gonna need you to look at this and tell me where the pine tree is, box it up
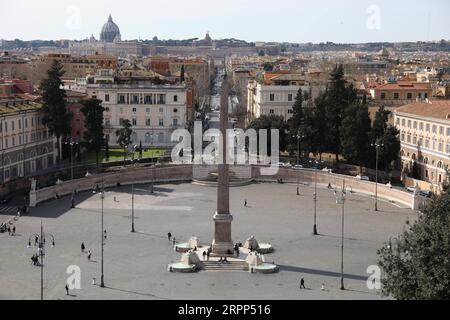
[288,88,305,155]
[116,119,133,165]
[340,101,371,168]
[40,60,71,163]
[180,65,185,83]
[377,188,450,300]
[81,98,105,170]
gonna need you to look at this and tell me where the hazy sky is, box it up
[1,0,449,43]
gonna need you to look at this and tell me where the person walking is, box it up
[81,242,85,252]
[7,225,11,236]
[87,250,92,261]
[167,232,172,241]
[17,207,21,217]
[12,225,16,236]
[202,251,207,261]
[65,284,69,296]
[244,199,247,207]
[206,250,210,262]
[300,278,306,289]
[104,230,107,240]
[35,235,39,246]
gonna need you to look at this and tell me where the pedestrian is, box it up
[35,235,39,246]
[81,242,85,252]
[321,283,325,291]
[12,225,16,235]
[167,232,172,241]
[202,251,207,261]
[327,183,332,189]
[7,225,11,236]
[17,207,21,217]
[104,230,107,240]
[207,250,210,261]
[244,199,247,207]
[65,284,69,295]
[87,250,92,260]
[300,278,306,289]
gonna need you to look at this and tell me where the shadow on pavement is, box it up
[277,264,367,281]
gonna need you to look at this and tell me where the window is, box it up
[407,93,413,99]
[401,133,405,142]
[105,94,110,102]
[413,121,417,129]
[145,95,152,104]
[419,122,423,131]
[18,119,21,130]
[396,118,400,125]
[132,108,137,113]
[159,107,164,113]
[407,120,411,128]
[426,124,430,132]
[394,93,399,100]
[174,95,178,102]
[132,118,137,126]
[269,109,275,114]
[269,94,275,102]
[439,126,444,135]
[432,125,437,134]
[381,92,386,100]
[447,127,450,136]
[159,119,164,127]
[173,108,178,113]
[146,108,150,113]
[146,119,151,126]
[173,118,178,127]
[120,108,124,114]
[11,121,14,131]
[158,94,166,104]
[401,119,405,127]
[118,95,126,104]
[105,107,110,112]
[288,94,293,102]
[132,95,139,104]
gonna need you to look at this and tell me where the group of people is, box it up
[81,242,92,260]
[30,254,40,266]
[5,224,16,236]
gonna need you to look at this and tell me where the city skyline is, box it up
[1,0,449,43]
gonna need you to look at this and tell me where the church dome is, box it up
[100,14,121,43]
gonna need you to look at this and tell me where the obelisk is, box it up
[211,70,234,255]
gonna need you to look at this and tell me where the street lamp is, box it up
[371,141,384,212]
[294,132,305,196]
[27,221,55,300]
[310,160,324,235]
[100,184,105,288]
[335,180,348,290]
[131,154,139,233]
[65,138,79,209]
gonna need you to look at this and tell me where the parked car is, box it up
[356,175,370,181]
[293,165,304,170]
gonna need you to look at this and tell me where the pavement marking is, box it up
[0,206,15,213]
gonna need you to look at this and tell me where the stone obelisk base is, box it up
[211,213,234,255]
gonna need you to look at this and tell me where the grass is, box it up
[86,148,167,164]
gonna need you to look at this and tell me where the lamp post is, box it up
[335,180,347,290]
[310,160,324,235]
[100,184,105,288]
[131,152,138,233]
[65,138,79,208]
[372,141,384,212]
[294,132,305,196]
[27,221,55,300]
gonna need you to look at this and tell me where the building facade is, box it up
[394,100,450,193]
[86,73,189,148]
[370,80,432,106]
[0,98,57,184]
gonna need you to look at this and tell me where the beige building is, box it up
[86,71,188,148]
[370,80,432,106]
[0,97,57,183]
[394,100,450,192]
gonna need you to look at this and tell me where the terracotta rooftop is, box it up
[375,81,431,91]
[395,100,450,120]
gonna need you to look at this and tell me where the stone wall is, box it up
[30,165,192,207]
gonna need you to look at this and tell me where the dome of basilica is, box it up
[100,14,121,43]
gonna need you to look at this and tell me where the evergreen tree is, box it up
[180,65,185,83]
[40,60,71,162]
[116,119,133,165]
[288,88,306,155]
[247,115,288,155]
[81,98,105,170]
[377,188,450,300]
[340,101,371,168]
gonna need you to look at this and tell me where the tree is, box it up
[40,60,71,162]
[370,105,391,142]
[180,65,185,83]
[320,64,356,162]
[340,101,371,168]
[116,119,132,165]
[377,188,450,300]
[288,88,306,154]
[247,115,288,155]
[81,98,105,170]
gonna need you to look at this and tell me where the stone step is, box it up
[199,261,249,271]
